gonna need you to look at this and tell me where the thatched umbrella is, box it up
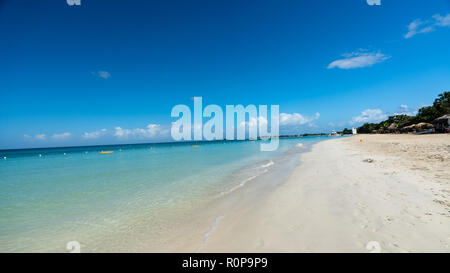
[402,124,416,132]
[387,123,398,133]
[388,123,397,130]
[416,122,433,130]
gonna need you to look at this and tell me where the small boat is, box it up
[100,151,114,154]
[191,145,200,148]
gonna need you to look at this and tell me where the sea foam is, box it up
[260,160,274,168]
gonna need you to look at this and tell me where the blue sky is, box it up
[0,0,449,149]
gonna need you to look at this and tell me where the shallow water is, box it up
[0,136,328,252]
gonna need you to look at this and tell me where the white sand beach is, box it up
[197,135,450,252]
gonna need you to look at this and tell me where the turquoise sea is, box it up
[0,136,328,252]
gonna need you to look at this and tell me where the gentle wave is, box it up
[260,160,274,168]
[217,168,270,197]
[219,175,257,197]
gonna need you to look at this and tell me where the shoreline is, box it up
[195,135,450,252]
[2,135,448,252]
[120,139,313,253]
[40,138,315,253]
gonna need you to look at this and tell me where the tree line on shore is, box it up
[342,91,450,134]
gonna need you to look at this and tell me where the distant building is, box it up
[329,130,342,137]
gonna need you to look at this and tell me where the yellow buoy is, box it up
[191,145,200,148]
[100,151,114,154]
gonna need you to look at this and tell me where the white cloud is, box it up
[404,19,435,39]
[114,124,163,139]
[433,14,450,27]
[82,129,107,139]
[92,70,111,79]
[236,113,319,136]
[239,116,268,131]
[35,134,46,140]
[350,109,386,124]
[236,113,319,133]
[327,52,389,70]
[404,14,450,39]
[280,112,320,126]
[51,132,71,140]
[394,104,418,116]
[24,134,48,140]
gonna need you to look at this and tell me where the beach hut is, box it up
[432,114,450,133]
[399,122,433,133]
[401,124,416,133]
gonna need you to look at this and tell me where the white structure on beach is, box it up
[330,130,341,137]
[352,128,357,135]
